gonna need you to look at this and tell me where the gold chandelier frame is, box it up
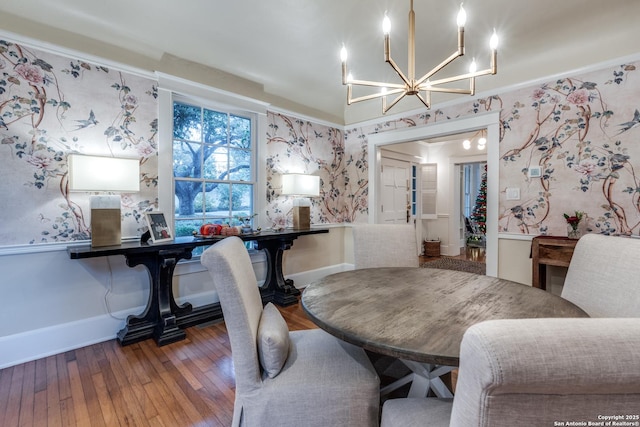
[341,0,498,114]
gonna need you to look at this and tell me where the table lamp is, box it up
[68,154,140,247]
[281,173,320,230]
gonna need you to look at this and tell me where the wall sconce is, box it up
[281,173,320,230]
[68,154,140,247]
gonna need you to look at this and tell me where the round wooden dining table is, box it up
[301,267,588,397]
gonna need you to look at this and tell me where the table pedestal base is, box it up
[380,360,454,398]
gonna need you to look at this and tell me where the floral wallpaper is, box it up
[279,60,640,238]
[265,112,368,227]
[3,35,639,246]
[0,39,158,245]
[497,65,640,236]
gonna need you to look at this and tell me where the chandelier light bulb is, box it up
[383,13,391,34]
[347,72,353,83]
[340,46,348,62]
[469,58,477,73]
[490,29,499,50]
[463,139,471,150]
[456,4,466,28]
[478,142,486,150]
[479,137,487,145]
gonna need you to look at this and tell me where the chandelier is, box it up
[340,1,499,114]
[463,129,487,150]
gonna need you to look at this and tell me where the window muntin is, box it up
[172,100,255,238]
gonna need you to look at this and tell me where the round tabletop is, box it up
[301,267,589,366]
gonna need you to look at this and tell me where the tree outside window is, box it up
[173,101,254,237]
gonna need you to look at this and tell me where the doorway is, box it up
[367,112,500,277]
[461,161,487,262]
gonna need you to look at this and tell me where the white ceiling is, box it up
[1,0,640,125]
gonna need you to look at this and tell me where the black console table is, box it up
[68,228,329,346]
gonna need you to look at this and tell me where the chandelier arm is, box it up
[415,50,463,87]
[347,79,405,89]
[383,91,409,114]
[350,89,406,105]
[422,87,473,95]
[422,67,494,88]
[414,93,431,109]
[386,57,411,87]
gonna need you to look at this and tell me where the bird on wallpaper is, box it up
[73,110,98,130]
[618,109,640,134]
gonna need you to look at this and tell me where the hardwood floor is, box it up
[1,253,471,426]
[0,303,316,427]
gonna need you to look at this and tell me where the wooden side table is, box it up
[531,236,578,290]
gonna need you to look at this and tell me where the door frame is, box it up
[368,111,500,277]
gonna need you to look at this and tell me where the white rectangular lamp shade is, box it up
[281,174,320,197]
[68,154,140,247]
[281,174,319,230]
[68,154,140,192]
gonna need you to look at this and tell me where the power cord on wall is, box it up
[104,255,127,321]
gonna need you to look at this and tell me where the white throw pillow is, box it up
[257,302,290,378]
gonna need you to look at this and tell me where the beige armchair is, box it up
[201,236,380,427]
[382,318,640,427]
[561,233,640,317]
[382,233,640,426]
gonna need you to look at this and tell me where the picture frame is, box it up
[144,212,173,243]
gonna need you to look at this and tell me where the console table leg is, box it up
[153,255,187,345]
[257,239,300,307]
[118,248,192,346]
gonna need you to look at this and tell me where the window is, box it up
[172,99,256,237]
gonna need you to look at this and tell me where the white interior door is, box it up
[380,157,411,224]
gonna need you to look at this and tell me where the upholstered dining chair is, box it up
[381,317,640,427]
[561,233,640,317]
[352,223,419,269]
[201,236,380,427]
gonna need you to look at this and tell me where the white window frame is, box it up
[172,95,257,233]
[156,73,269,233]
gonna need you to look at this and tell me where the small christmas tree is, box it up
[470,165,487,234]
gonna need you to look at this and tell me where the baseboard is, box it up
[0,290,220,369]
[0,314,123,369]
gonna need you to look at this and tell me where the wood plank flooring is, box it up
[0,303,316,427]
[1,250,478,427]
